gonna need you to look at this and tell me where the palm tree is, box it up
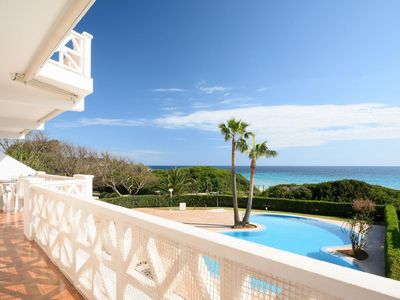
[158,168,193,195]
[219,118,252,226]
[242,134,277,225]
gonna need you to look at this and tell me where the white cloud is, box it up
[190,96,255,110]
[192,102,213,109]
[56,103,400,150]
[151,88,185,92]
[56,118,145,128]
[200,86,229,94]
[154,103,400,148]
[256,87,269,92]
[218,96,254,107]
[161,106,178,112]
[197,81,229,94]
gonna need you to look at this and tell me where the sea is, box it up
[151,166,400,190]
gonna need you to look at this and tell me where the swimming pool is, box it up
[224,214,362,270]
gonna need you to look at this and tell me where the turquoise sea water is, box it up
[235,166,400,190]
[152,166,400,190]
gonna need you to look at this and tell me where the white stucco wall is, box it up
[0,152,35,180]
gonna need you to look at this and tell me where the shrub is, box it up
[262,179,400,207]
[385,205,400,280]
[101,194,170,208]
[343,199,376,258]
[152,166,251,194]
[352,198,376,215]
[266,184,312,200]
[100,194,385,221]
[99,192,119,199]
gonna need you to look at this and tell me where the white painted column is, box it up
[20,176,45,240]
[82,32,93,78]
[73,174,94,199]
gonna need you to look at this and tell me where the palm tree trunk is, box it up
[242,158,256,225]
[231,138,240,226]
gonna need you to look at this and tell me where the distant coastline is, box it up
[150,166,400,190]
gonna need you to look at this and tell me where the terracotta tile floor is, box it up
[0,212,82,299]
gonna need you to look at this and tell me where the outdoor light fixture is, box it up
[168,188,173,209]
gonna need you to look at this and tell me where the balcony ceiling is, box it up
[0,0,94,139]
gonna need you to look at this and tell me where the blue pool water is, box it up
[202,256,283,294]
[224,214,361,270]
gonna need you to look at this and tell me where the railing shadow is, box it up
[0,212,82,299]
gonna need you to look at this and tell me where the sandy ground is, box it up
[134,207,385,276]
[134,207,240,232]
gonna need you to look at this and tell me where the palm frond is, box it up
[236,137,249,153]
[246,138,279,160]
[243,131,253,139]
[219,118,254,143]
[218,123,232,141]
[238,121,250,135]
[227,118,240,133]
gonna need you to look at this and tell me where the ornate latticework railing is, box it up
[42,180,85,196]
[49,30,92,77]
[35,173,93,198]
[23,181,400,299]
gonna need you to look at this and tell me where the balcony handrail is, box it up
[41,179,86,186]
[36,173,73,181]
[25,182,400,300]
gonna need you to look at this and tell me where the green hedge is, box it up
[100,194,385,220]
[385,205,400,280]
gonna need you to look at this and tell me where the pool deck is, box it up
[134,207,385,277]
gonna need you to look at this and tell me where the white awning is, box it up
[0,0,95,139]
[0,152,35,180]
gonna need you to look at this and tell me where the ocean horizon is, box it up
[151,166,400,190]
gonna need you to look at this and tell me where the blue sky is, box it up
[46,0,400,166]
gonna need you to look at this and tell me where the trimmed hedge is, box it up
[102,194,170,208]
[100,194,385,221]
[385,205,400,280]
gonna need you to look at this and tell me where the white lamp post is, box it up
[168,188,173,209]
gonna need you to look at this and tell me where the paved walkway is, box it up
[0,212,82,299]
[135,207,238,232]
[135,208,385,277]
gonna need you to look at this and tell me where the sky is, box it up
[46,0,400,166]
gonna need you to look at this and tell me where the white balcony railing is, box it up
[35,172,94,198]
[20,176,400,300]
[49,30,92,78]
